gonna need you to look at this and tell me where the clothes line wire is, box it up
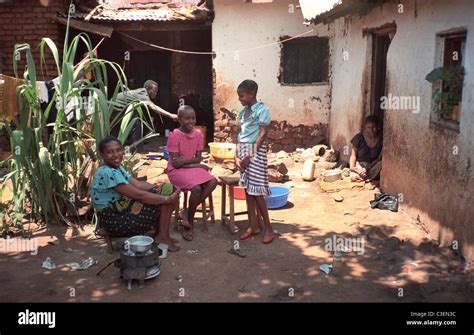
[118,29,315,56]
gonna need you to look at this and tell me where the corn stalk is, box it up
[0,13,157,227]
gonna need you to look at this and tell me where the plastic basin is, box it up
[265,186,291,209]
[227,185,246,200]
[208,142,236,160]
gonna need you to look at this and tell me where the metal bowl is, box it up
[126,235,154,253]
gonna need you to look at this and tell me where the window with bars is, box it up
[280,36,329,85]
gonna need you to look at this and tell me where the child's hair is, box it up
[98,135,122,153]
[364,115,380,127]
[238,79,258,94]
[177,105,196,117]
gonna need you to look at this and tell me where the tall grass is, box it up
[0,15,156,228]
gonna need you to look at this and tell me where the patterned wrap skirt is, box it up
[98,184,173,237]
[237,143,271,196]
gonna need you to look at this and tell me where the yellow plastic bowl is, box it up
[208,142,236,160]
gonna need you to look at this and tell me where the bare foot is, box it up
[179,209,191,228]
[156,238,178,245]
[182,227,194,241]
[167,242,180,252]
[169,237,179,244]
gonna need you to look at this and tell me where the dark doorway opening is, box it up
[71,26,214,145]
[128,50,173,137]
[370,25,396,130]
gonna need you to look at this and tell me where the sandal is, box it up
[178,209,191,228]
[261,234,274,244]
[239,228,260,241]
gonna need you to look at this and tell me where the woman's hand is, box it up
[355,167,367,177]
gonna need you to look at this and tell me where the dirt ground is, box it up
[1,175,473,303]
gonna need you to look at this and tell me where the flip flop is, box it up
[261,234,274,244]
[178,209,191,228]
[227,247,247,258]
[239,229,260,241]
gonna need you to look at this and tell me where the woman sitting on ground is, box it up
[91,135,181,252]
[349,115,383,181]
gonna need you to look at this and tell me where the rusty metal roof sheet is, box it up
[67,1,212,22]
[302,0,384,25]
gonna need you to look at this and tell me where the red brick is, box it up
[280,138,293,145]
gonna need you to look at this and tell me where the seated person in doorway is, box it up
[91,136,181,252]
[349,115,383,181]
[165,105,218,242]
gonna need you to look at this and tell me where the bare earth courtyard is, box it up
[1,178,472,303]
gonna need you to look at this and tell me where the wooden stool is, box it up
[174,191,215,232]
[94,218,114,254]
[105,232,113,254]
[219,176,264,234]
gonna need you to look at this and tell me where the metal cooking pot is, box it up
[125,235,154,253]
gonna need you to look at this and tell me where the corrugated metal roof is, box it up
[301,0,383,25]
[67,1,212,22]
[299,0,342,22]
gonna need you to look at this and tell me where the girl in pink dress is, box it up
[166,105,217,241]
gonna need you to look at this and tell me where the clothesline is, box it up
[118,29,315,55]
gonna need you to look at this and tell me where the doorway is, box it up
[370,25,396,130]
[128,50,173,136]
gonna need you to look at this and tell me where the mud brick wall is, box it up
[0,0,68,79]
[266,120,328,152]
[213,112,239,143]
[213,110,328,152]
[0,0,68,152]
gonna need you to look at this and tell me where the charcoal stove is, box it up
[114,242,162,290]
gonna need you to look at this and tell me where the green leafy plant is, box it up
[425,65,464,119]
[0,13,157,230]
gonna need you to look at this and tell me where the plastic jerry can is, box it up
[302,159,315,181]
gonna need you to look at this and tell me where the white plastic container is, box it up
[302,159,315,181]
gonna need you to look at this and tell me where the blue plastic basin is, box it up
[265,186,291,209]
